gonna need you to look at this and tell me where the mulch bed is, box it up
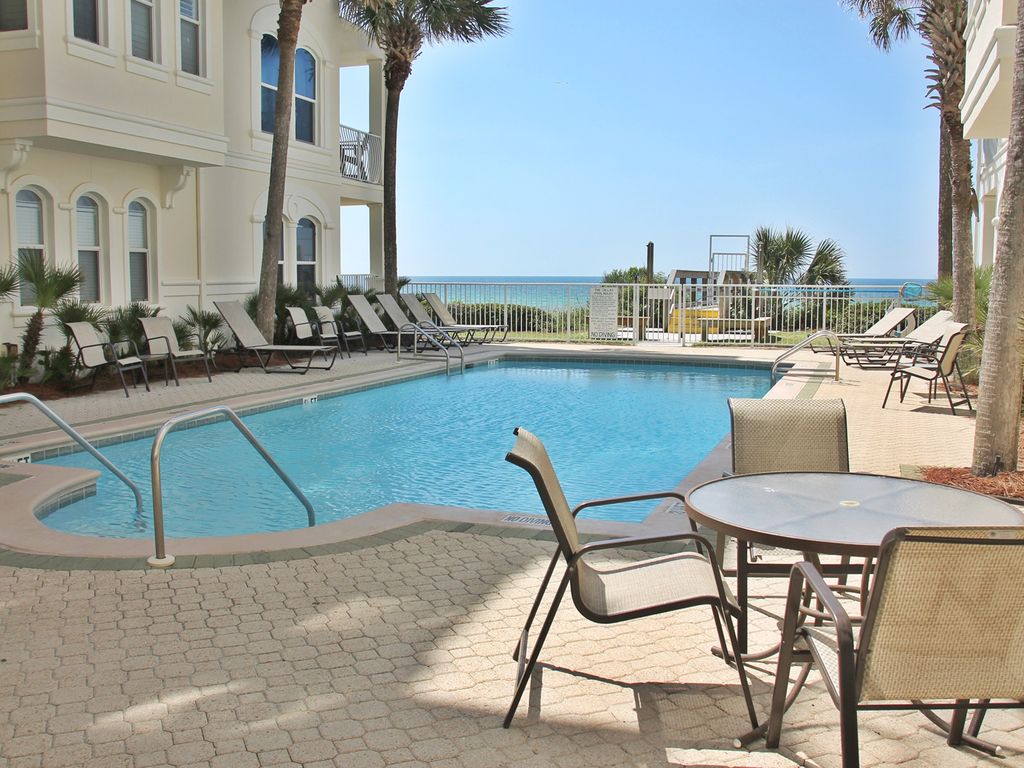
[920,428,1024,501]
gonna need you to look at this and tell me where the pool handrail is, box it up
[0,392,146,518]
[771,330,841,386]
[149,405,317,568]
[395,321,465,376]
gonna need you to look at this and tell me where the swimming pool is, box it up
[40,360,769,538]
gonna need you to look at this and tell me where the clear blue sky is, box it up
[341,0,939,279]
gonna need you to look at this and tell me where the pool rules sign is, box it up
[589,285,618,340]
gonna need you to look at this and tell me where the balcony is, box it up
[339,124,382,184]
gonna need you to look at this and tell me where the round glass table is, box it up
[685,471,1024,650]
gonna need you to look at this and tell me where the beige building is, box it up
[0,0,385,346]
[963,0,1018,267]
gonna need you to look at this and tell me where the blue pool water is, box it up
[40,360,769,538]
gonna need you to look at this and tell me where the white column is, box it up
[368,203,384,289]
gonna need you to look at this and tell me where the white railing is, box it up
[401,281,937,346]
[339,124,382,184]
[339,273,378,293]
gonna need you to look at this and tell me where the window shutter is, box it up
[15,190,41,245]
[130,1,153,60]
[129,252,149,301]
[76,198,99,247]
[0,1,28,31]
[78,251,100,303]
[128,203,147,248]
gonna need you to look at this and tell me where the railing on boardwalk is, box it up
[399,281,936,346]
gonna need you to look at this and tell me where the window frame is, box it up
[128,0,158,63]
[259,35,319,146]
[14,187,47,308]
[178,0,203,77]
[74,195,103,304]
[294,47,317,145]
[0,0,28,32]
[295,217,317,295]
[71,0,102,45]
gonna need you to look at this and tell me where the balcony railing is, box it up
[339,124,382,184]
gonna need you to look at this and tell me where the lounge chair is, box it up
[400,292,474,344]
[765,526,1024,766]
[140,316,212,385]
[214,300,336,374]
[347,293,416,352]
[811,306,916,354]
[423,292,508,343]
[882,324,972,414]
[838,310,953,368]
[66,321,150,398]
[375,293,459,348]
[313,305,367,358]
[502,427,759,730]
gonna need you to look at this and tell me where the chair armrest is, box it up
[788,562,855,649]
[109,339,144,358]
[146,334,173,355]
[569,530,721,571]
[572,490,684,518]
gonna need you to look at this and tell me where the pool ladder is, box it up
[148,405,316,568]
[395,322,465,376]
[770,330,841,386]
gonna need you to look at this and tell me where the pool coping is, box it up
[0,346,828,568]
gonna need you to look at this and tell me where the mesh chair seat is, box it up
[577,553,738,618]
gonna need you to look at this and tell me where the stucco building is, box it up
[0,0,385,346]
[963,0,1018,268]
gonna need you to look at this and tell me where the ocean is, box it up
[410,276,929,287]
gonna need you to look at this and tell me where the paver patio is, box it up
[0,343,1019,767]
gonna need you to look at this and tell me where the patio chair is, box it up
[839,310,953,369]
[502,427,759,730]
[375,293,458,348]
[214,300,336,374]
[882,325,972,414]
[139,316,212,385]
[66,321,150,398]
[811,306,916,354]
[312,305,367,358]
[721,398,850,565]
[423,292,508,343]
[347,293,416,352]
[765,526,1024,767]
[400,292,474,344]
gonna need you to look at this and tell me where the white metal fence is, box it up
[401,281,936,346]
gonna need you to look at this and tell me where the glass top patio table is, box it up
[685,471,1024,558]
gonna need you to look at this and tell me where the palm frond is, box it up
[52,299,108,342]
[17,253,83,309]
[801,239,848,285]
[0,263,17,301]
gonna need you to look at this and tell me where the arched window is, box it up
[260,35,317,143]
[14,188,45,305]
[296,217,316,294]
[128,201,151,301]
[75,196,102,303]
[294,48,316,144]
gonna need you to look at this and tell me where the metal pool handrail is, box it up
[771,330,841,385]
[148,405,316,568]
[395,322,465,376]
[0,392,145,517]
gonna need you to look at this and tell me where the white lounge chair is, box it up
[423,292,508,343]
[140,316,212,385]
[214,300,336,374]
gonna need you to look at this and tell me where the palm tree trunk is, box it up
[938,120,953,279]
[972,0,1024,477]
[256,0,306,340]
[946,111,977,327]
[17,309,44,380]
[383,82,402,295]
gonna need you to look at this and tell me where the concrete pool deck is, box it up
[1,342,1017,768]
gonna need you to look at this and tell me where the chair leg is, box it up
[946,700,969,747]
[504,571,570,728]
[766,571,806,748]
[882,370,899,408]
[116,365,130,398]
[138,362,150,392]
[512,552,562,661]
[956,361,973,411]
[717,604,759,730]
[169,357,180,386]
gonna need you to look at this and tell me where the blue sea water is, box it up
[40,360,769,538]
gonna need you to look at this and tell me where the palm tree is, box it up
[255,0,310,341]
[0,263,17,301]
[844,0,968,307]
[16,255,82,379]
[752,227,848,285]
[338,0,509,294]
[972,0,1024,477]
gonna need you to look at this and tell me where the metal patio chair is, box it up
[882,325,972,414]
[140,316,212,385]
[312,305,366,358]
[423,292,508,343]
[765,526,1024,767]
[502,427,759,730]
[67,321,150,398]
[400,292,474,345]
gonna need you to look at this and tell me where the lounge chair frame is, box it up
[214,301,336,375]
[67,321,150,398]
[765,526,1024,767]
[422,292,508,343]
[811,306,917,356]
[140,316,212,385]
[312,305,367,358]
[882,327,972,414]
[838,311,953,369]
[502,427,758,731]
